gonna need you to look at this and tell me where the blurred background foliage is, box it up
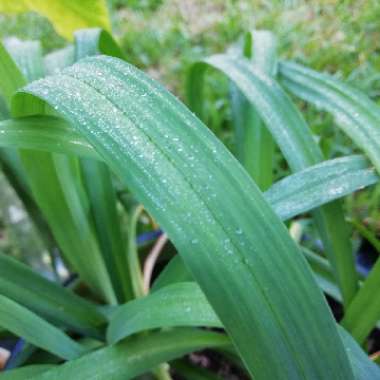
[0,0,379,262]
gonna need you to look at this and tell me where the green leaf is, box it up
[303,248,342,301]
[16,148,116,303]
[14,55,354,379]
[229,30,276,189]
[279,60,380,175]
[0,295,86,360]
[3,38,44,82]
[3,36,115,303]
[107,282,221,344]
[30,329,229,380]
[152,254,193,291]
[0,365,55,380]
[44,46,75,76]
[0,42,25,103]
[342,222,380,344]
[265,155,379,221]
[0,116,97,159]
[74,28,133,303]
[338,326,380,380]
[0,252,105,336]
[0,1,111,41]
[0,39,59,267]
[187,53,358,309]
[80,158,133,302]
[127,205,146,298]
[74,28,124,61]
[154,247,343,307]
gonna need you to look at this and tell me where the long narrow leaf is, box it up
[0,116,97,159]
[0,295,86,360]
[0,41,58,253]
[3,38,115,303]
[187,54,358,308]
[0,365,55,380]
[74,28,133,303]
[229,30,275,189]
[338,326,380,380]
[0,253,105,336]
[30,329,229,380]
[279,60,380,174]
[266,155,379,220]
[107,282,221,344]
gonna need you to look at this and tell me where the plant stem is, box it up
[153,363,172,380]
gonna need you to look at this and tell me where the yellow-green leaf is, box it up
[0,0,110,40]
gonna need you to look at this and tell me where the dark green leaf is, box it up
[0,252,105,336]
[30,329,229,380]
[0,295,86,360]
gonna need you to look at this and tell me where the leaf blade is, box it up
[188,54,358,309]
[0,295,86,360]
[31,329,229,380]
[0,252,105,336]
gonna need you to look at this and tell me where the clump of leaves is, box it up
[0,27,379,380]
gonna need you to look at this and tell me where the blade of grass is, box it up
[187,54,358,309]
[0,295,87,360]
[14,55,355,379]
